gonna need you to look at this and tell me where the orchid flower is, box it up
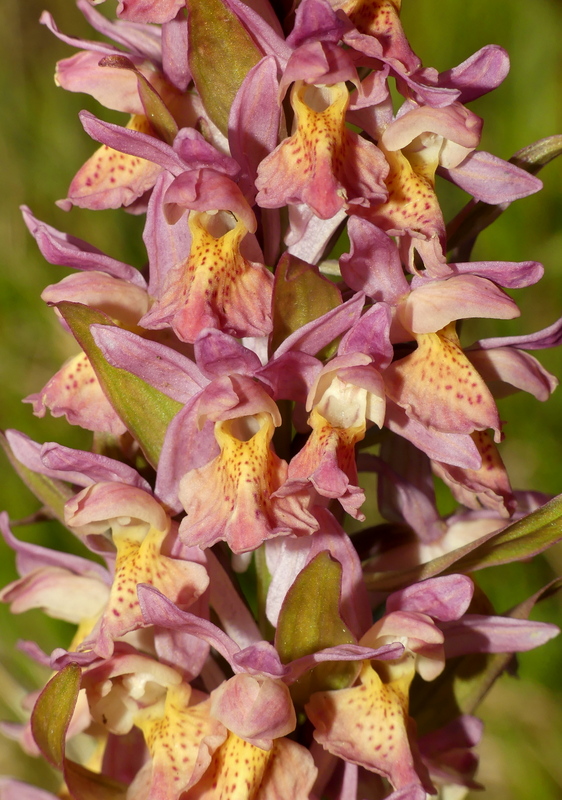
[2,2,562,799]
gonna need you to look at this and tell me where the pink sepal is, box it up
[5,429,149,492]
[91,325,208,403]
[386,575,474,622]
[55,50,149,114]
[437,44,510,103]
[21,205,146,287]
[341,217,408,303]
[229,57,282,202]
[116,0,185,24]
[42,271,149,325]
[401,275,520,335]
[467,347,558,401]
[144,171,192,297]
[385,404,482,470]
[440,150,543,204]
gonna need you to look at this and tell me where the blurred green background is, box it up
[0,0,561,796]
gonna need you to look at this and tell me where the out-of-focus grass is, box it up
[0,0,561,796]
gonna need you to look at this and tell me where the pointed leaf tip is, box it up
[56,302,182,468]
[275,551,356,705]
[31,663,81,769]
[187,0,263,135]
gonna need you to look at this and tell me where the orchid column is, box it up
[1,1,562,800]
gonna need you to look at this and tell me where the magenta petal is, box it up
[280,41,358,96]
[441,614,560,657]
[428,259,544,289]
[229,56,281,201]
[382,103,482,158]
[0,779,59,800]
[21,206,146,287]
[402,275,520,334]
[5,429,93,488]
[286,205,346,264]
[77,0,162,60]
[233,641,288,679]
[206,551,262,648]
[162,11,190,91]
[40,9,118,55]
[41,272,149,324]
[274,292,365,358]
[138,584,241,664]
[0,511,109,581]
[440,150,543,203]
[155,397,220,513]
[341,217,408,303]
[91,325,208,402]
[194,330,263,380]
[474,313,562,351]
[265,509,371,639]
[339,304,394,367]
[386,575,474,622]
[385,404,483,470]
[41,442,151,490]
[384,786,427,800]
[78,110,184,174]
[222,0,290,63]
[116,0,185,24]
[55,50,146,114]
[144,171,192,297]
[467,347,558,401]
[210,674,296,748]
[287,0,349,49]
[287,642,404,683]
[359,450,442,545]
[258,351,322,405]
[438,45,510,103]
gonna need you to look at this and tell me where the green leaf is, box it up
[270,253,342,356]
[187,0,263,136]
[31,663,81,769]
[0,431,73,524]
[56,302,182,469]
[99,55,178,145]
[275,551,356,706]
[364,493,562,594]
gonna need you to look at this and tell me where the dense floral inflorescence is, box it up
[2,1,562,799]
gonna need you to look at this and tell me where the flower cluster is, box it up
[2,1,562,799]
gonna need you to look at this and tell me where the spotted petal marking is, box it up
[256,82,387,220]
[84,522,208,657]
[278,407,366,519]
[66,115,163,210]
[135,686,227,800]
[432,430,515,516]
[339,0,420,71]
[141,211,273,343]
[25,351,127,436]
[368,145,445,257]
[384,325,501,441]
[179,413,314,553]
[306,658,432,791]
[184,732,271,800]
